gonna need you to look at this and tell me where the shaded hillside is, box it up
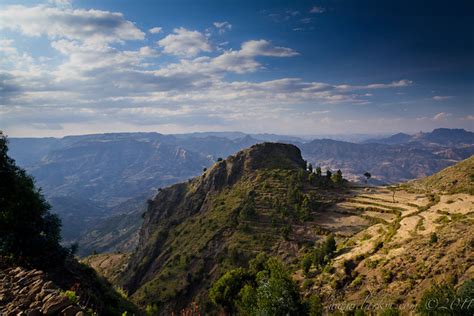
[298,138,472,183]
[365,128,474,146]
[120,143,342,313]
[8,133,261,248]
[75,206,143,257]
[28,136,210,205]
[409,155,474,194]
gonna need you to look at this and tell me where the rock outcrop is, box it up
[0,264,85,315]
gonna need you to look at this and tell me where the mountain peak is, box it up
[191,142,306,193]
[235,142,306,171]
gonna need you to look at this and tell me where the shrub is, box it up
[430,232,438,244]
[211,256,306,315]
[380,308,400,316]
[301,253,312,276]
[306,295,323,316]
[63,290,79,304]
[145,304,159,315]
[417,283,458,315]
[382,269,395,283]
[209,268,252,313]
[302,279,314,290]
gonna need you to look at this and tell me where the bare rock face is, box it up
[0,263,85,315]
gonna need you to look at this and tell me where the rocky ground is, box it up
[0,263,86,315]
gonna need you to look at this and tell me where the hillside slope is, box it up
[119,143,344,313]
[85,145,474,315]
[409,155,474,194]
[296,158,474,314]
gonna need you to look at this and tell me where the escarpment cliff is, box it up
[120,142,332,312]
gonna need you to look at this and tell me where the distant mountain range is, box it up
[364,128,474,146]
[7,128,473,255]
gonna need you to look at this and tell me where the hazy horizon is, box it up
[5,127,474,140]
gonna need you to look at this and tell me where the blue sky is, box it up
[0,0,473,137]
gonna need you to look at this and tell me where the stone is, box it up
[42,281,55,290]
[60,305,82,316]
[75,312,87,316]
[26,309,42,316]
[42,295,71,315]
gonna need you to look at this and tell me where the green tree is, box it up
[301,253,312,276]
[326,170,332,179]
[0,132,67,268]
[306,295,323,316]
[331,169,343,184]
[312,247,324,267]
[253,258,304,315]
[307,163,313,173]
[363,172,371,183]
[209,268,252,313]
[210,256,306,315]
[322,234,336,258]
[145,304,159,315]
[315,166,322,177]
[249,253,269,275]
[299,195,311,221]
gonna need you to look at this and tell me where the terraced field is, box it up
[303,183,474,311]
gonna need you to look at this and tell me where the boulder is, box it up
[42,295,71,315]
[61,305,82,316]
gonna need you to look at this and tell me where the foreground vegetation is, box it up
[0,132,138,315]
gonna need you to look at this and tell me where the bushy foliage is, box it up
[0,132,67,268]
[417,280,474,315]
[209,268,253,313]
[331,169,343,184]
[312,234,337,267]
[315,166,322,177]
[306,295,323,316]
[210,255,308,315]
[301,253,312,275]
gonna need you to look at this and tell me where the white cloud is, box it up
[432,95,453,101]
[240,40,299,57]
[48,0,72,8]
[0,5,144,44]
[213,21,232,34]
[149,27,162,34]
[432,112,452,121]
[337,79,413,90]
[158,27,212,57]
[0,4,425,136]
[310,6,326,13]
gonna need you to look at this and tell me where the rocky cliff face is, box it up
[119,143,323,312]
